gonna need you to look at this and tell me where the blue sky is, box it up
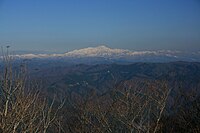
[0,0,200,52]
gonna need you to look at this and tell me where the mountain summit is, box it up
[64,45,129,57]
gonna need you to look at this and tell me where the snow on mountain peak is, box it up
[64,46,130,57]
[96,45,109,49]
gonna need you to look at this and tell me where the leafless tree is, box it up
[0,47,65,133]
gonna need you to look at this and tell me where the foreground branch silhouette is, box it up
[0,48,65,133]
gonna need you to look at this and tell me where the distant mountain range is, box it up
[29,62,200,95]
[8,46,200,62]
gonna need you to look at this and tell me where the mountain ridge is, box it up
[5,46,200,62]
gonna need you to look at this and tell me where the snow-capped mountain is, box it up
[64,46,130,57]
[63,46,184,58]
[6,46,200,62]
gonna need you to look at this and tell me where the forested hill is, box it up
[26,61,200,95]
